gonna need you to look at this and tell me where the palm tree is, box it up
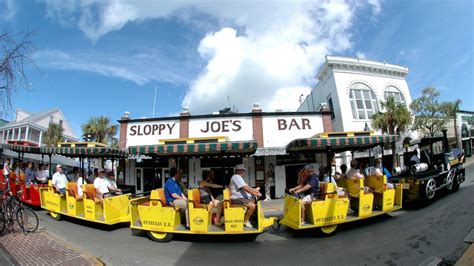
[43,122,64,147]
[372,96,412,135]
[81,116,118,146]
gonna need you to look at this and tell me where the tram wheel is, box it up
[452,173,462,192]
[49,211,62,221]
[147,231,173,242]
[422,179,436,204]
[318,224,338,237]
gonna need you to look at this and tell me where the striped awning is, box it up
[39,147,128,158]
[286,135,398,152]
[129,140,258,156]
[1,144,41,153]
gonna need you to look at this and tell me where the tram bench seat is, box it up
[66,182,82,200]
[188,189,210,210]
[316,182,338,200]
[84,184,102,203]
[365,175,392,193]
[337,178,372,198]
[222,189,247,210]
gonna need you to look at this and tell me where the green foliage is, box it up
[43,122,64,147]
[371,96,411,135]
[81,116,117,146]
[410,87,461,137]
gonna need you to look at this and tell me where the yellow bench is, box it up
[365,175,395,212]
[188,189,211,232]
[337,179,374,218]
[223,189,246,232]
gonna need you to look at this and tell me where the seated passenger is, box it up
[229,164,262,228]
[52,165,68,196]
[25,162,35,187]
[288,164,319,225]
[199,170,224,225]
[369,159,394,189]
[165,167,190,229]
[106,172,122,195]
[346,160,364,179]
[410,149,420,164]
[337,164,348,179]
[35,163,48,184]
[76,170,85,199]
[321,166,347,197]
[93,169,110,199]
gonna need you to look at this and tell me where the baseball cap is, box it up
[235,164,247,171]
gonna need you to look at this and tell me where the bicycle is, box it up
[0,187,39,234]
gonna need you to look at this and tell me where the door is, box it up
[135,168,143,195]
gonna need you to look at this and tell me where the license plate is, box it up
[403,183,410,189]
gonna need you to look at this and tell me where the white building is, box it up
[297,56,416,166]
[0,108,78,146]
[298,56,413,132]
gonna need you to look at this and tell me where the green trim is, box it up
[129,140,258,156]
[286,135,399,152]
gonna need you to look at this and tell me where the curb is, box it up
[456,244,474,266]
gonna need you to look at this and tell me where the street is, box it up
[36,163,474,266]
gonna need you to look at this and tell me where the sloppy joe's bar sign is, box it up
[126,120,180,147]
[189,118,253,141]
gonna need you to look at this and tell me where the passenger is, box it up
[19,162,27,184]
[360,161,370,177]
[321,166,347,197]
[165,167,189,229]
[42,163,50,180]
[370,159,394,189]
[52,165,68,196]
[338,164,348,179]
[410,149,420,164]
[93,169,110,199]
[76,169,85,199]
[346,160,364,179]
[3,158,11,190]
[106,171,122,195]
[35,164,48,184]
[199,170,224,225]
[25,162,35,187]
[288,164,319,225]
[12,161,20,185]
[229,164,262,228]
[88,168,99,184]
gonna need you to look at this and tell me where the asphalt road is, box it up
[36,163,474,266]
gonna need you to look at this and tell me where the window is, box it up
[49,115,54,124]
[59,119,63,128]
[348,83,379,120]
[384,86,405,105]
[327,97,335,120]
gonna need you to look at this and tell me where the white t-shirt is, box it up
[229,174,252,199]
[94,177,109,194]
[52,172,68,189]
[3,163,10,175]
[369,167,383,176]
[106,179,117,190]
[347,168,363,179]
[77,177,85,197]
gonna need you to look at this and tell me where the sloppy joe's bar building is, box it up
[118,104,333,198]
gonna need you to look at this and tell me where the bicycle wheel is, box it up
[0,211,5,234]
[16,206,39,233]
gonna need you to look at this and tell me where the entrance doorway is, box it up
[136,167,170,194]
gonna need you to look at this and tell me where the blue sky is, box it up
[0,0,472,138]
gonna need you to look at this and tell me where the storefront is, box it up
[118,105,333,198]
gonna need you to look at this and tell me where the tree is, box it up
[372,96,412,135]
[1,30,36,117]
[410,87,450,137]
[442,98,462,148]
[81,116,118,146]
[43,122,64,147]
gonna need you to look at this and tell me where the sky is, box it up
[0,0,472,138]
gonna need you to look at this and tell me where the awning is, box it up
[252,147,287,156]
[129,140,258,156]
[39,146,128,158]
[1,144,41,154]
[286,135,398,153]
[2,149,77,167]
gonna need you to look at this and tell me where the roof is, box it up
[286,135,398,153]
[2,149,76,167]
[403,136,445,148]
[0,144,127,158]
[129,140,258,156]
[253,147,287,156]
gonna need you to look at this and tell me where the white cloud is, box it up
[356,51,367,59]
[367,0,382,15]
[0,0,16,21]
[43,0,383,114]
[35,49,192,86]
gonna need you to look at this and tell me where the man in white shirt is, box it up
[93,169,109,199]
[106,171,122,195]
[52,165,68,196]
[229,164,262,228]
[346,160,364,179]
[3,158,11,190]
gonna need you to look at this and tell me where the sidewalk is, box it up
[0,228,102,266]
